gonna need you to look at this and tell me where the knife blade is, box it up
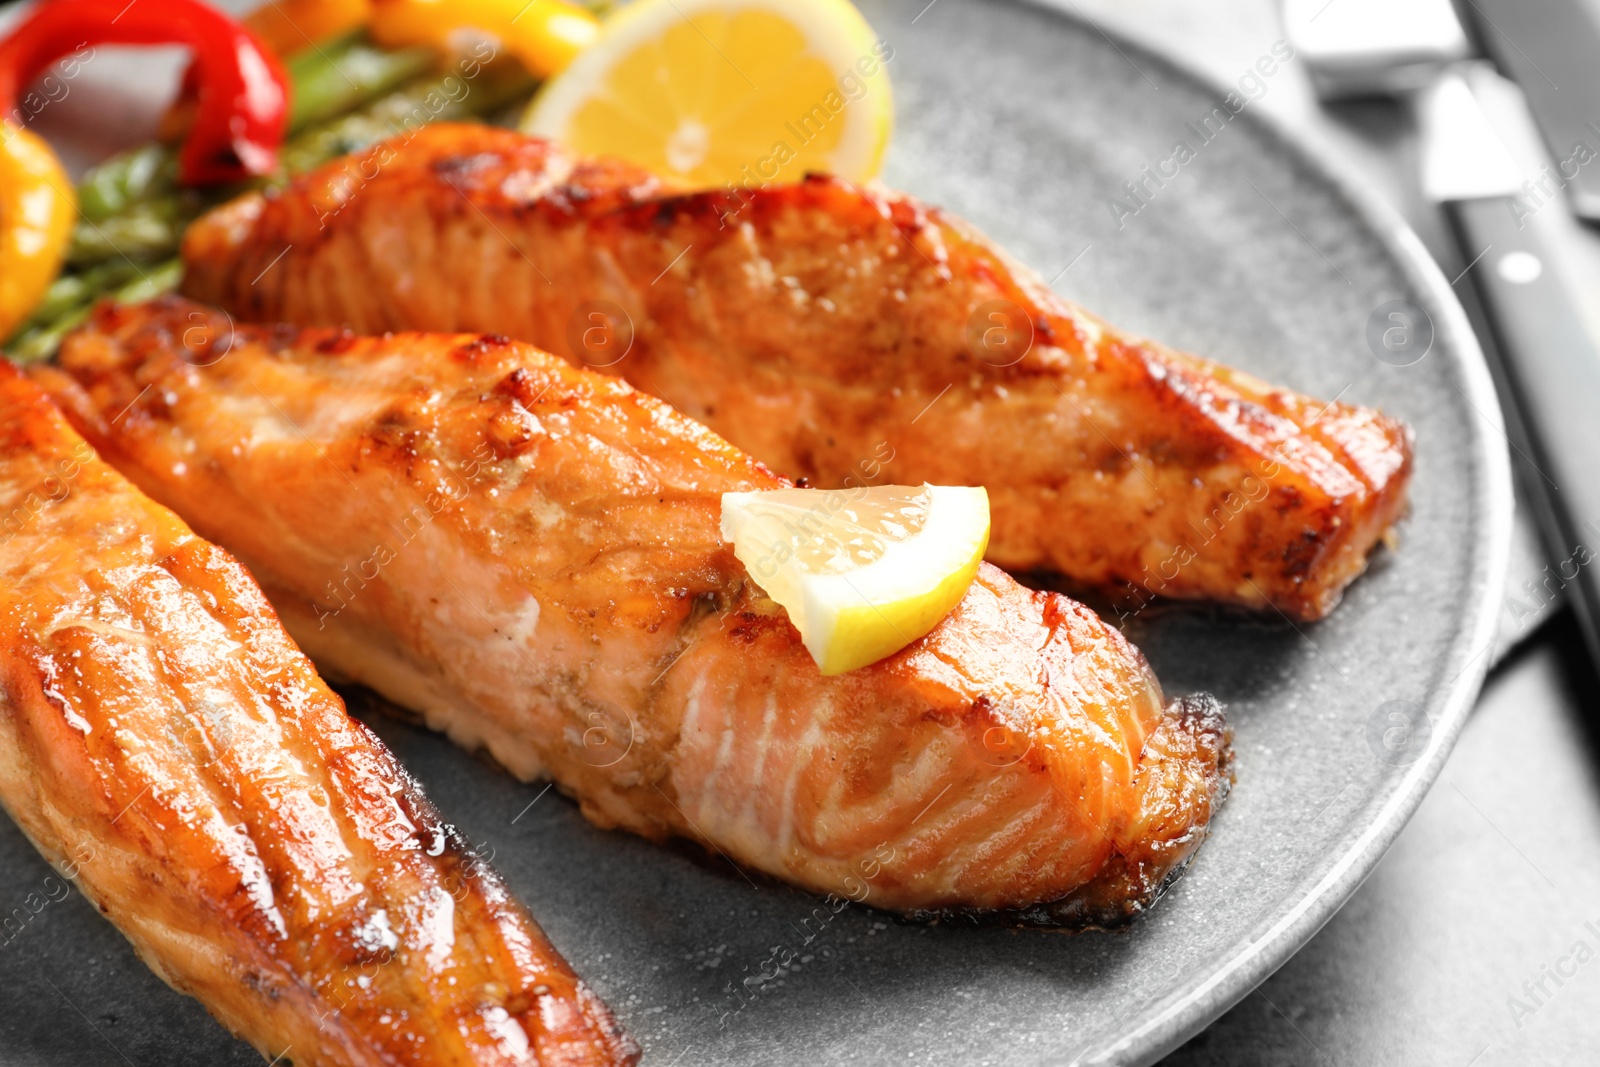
[1460,0,1600,222]
[1420,67,1600,664]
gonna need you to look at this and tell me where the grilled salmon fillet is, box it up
[0,363,636,1066]
[181,123,1412,622]
[40,299,1231,925]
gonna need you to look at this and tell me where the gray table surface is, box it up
[1053,1,1600,1063]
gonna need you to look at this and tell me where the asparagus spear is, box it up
[277,59,536,175]
[7,260,182,364]
[110,258,185,304]
[76,143,176,223]
[284,32,439,134]
[21,260,145,330]
[69,200,193,266]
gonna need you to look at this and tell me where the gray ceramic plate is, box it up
[0,0,1511,1064]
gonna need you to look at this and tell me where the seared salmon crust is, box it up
[181,123,1412,621]
[40,299,1232,926]
[0,362,637,1066]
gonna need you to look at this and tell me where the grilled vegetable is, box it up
[0,0,290,186]
[9,41,534,361]
[0,125,75,339]
[372,0,598,76]
[244,0,370,57]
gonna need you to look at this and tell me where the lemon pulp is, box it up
[521,0,893,187]
[720,484,990,675]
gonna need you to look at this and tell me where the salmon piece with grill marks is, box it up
[180,123,1412,622]
[0,361,636,1067]
[39,298,1232,926]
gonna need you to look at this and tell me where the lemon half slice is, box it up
[721,484,989,675]
[520,0,893,187]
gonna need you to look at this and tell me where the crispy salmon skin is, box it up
[182,123,1412,621]
[42,299,1232,926]
[0,362,636,1066]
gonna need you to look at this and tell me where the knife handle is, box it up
[1447,196,1600,662]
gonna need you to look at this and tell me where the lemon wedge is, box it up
[720,484,989,676]
[519,0,894,187]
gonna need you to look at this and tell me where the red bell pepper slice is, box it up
[0,0,290,185]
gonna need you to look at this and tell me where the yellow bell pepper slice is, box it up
[245,0,372,58]
[371,0,598,77]
[0,125,75,343]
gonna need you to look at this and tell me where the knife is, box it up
[1460,0,1600,222]
[1420,68,1600,665]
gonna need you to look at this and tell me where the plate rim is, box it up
[980,2,1515,1063]
[0,3,1513,1064]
